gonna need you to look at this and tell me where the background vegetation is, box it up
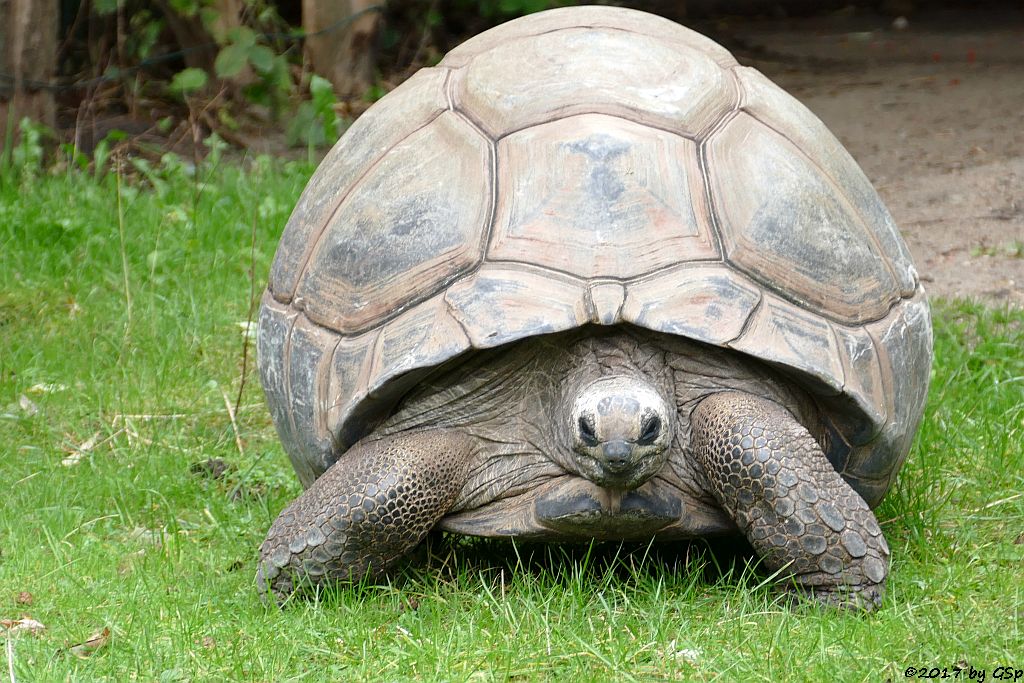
[5,0,1005,165]
[2,0,583,163]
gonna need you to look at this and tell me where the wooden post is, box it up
[0,0,58,144]
[303,0,383,100]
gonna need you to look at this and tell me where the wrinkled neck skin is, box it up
[376,326,817,480]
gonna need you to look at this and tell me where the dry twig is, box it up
[219,387,246,458]
[234,207,260,416]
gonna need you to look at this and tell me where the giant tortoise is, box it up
[256,6,932,609]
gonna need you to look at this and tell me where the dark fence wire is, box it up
[0,4,383,95]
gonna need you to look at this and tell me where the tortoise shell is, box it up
[257,6,932,508]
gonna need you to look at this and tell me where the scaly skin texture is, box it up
[257,430,473,602]
[690,391,890,610]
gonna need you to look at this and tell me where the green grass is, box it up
[1,159,1022,682]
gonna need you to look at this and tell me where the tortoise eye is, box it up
[577,416,599,447]
[637,416,661,445]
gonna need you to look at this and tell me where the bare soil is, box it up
[730,7,1024,306]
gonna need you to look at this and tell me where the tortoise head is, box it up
[568,376,674,490]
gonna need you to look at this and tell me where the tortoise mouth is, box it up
[571,444,666,491]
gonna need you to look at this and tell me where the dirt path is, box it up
[732,8,1024,307]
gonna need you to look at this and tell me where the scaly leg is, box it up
[257,429,473,602]
[690,392,890,610]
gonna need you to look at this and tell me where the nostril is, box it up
[602,441,632,471]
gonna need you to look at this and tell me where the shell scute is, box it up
[489,114,716,279]
[286,316,338,485]
[257,294,301,473]
[853,294,932,482]
[621,265,761,345]
[444,266,589,349]
[295,112,492,333]
[440,5,737,69]
[325,334,375,460]
[736,66,917,296]
[832,324,887,446]
[367,296,471,399]
[708,113,899,324]
[452,27,735,139]
[587,282,627,325]
[728,294,845,397]
[268,69,449,300]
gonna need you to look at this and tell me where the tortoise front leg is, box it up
[690,392,890,610]
[257,429,474,603]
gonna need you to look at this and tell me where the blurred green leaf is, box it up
[168,0,200,17]
[94,0,120,15]
[248,45,276,74]
[169,68,209,95]
[309,75,334,103]
[226,26,257,49]
[286,102,323,148]
[198,7,222,36]
[309,75,341,144]
[215,43,249,78]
